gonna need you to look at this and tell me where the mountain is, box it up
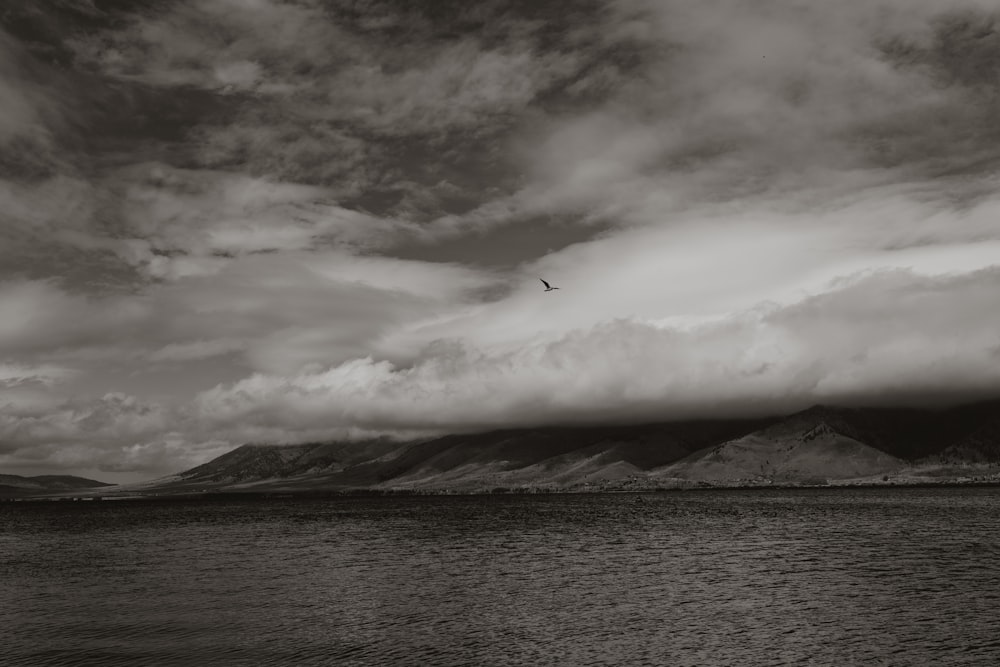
[92,399,1000,496]
[119,418,775,494]
[745,404,951,460]
[349,421,767,491]
[0,474,111,497]
[138,438,414,493]
[935,416,1000,464]
[650,400,1000,487]
[656,420,904,486]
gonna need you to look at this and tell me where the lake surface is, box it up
[3,488,1000,666]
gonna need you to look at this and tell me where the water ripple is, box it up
[3,488,1000,665]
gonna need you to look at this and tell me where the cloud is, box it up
[0,391,171,455]
[109,163,420,267]
[0,246,499,380]
[5,1,1000,483]
[0,362,78,387]
[67,0,350,91]
[0,29,63,177]
[152,250,496,374]
[68,0,588,136]
[193,118,373,195]
[0,362,79,417]
[0,158,422,288]
[57,0,619,222]
[196,267,1000,437]
[437,0,1000,238]
[0,279,148,356]
[11,0,1000,268]
[397,188,1000,364]
[148,339,246,363]
[0,390,228,479]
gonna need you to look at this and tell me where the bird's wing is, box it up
[540,279,550,288]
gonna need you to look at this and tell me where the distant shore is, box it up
[6,476,1000,503]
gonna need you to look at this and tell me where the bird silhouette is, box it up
[540,279,559,292]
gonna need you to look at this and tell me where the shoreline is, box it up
[5,477,1000,502]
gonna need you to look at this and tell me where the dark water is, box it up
[3,489,1000,666]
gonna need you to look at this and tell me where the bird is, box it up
[540,279,559,292]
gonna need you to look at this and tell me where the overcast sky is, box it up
[3,0,1000,482]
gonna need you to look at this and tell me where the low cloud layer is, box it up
[196,266,1000,429]
[2,1,1000,481]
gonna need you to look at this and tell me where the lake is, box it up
[2,488,1000,666]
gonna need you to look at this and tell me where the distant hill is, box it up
[656,420,904,485]
[87,399,1000,496]
[0,474,112,497]
[172,439,408,485]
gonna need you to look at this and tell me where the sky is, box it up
[3,0,1000,483]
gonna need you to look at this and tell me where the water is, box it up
[2,488,1000,666]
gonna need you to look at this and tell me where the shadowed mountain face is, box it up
[659,421,904,485]
[754,405,957,460]
[937,414,1000,464]
[96,398,1000,495]
[172,439,413,484]
[128,420,773,493]
[0,475,111,497]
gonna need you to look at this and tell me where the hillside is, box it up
[656,421,904,485]
[115,418,774,494]
[59,398,1000,497]
[0,474,111,497]
[934,414,1000,464]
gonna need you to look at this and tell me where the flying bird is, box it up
[540,279,559,292]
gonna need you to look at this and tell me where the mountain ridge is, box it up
[92,399,1000,496]
[12,399,1000,498]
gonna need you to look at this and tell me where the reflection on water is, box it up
[3,488,1000,666]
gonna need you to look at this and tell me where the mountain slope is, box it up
[99,399,1000,495]
[129,418,772,493]
[657,422,903,485]
[177,443,319,483]
[0,474,111,497]
[151,438,412,490]
[935,416,1000,464]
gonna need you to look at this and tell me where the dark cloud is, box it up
[863,9,1000,179]
[0,0,646,294]
[882,10,1000,89]
[0,30,66,179]
[53,0,646,213]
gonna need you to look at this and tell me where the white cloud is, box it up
[197,267,1000,435]
[0,362,77,387]
[0,392,171,450]
[0,243,501,381]
[400,189,1000,360]
[436,0,1000,239]
[111,164,417,264]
